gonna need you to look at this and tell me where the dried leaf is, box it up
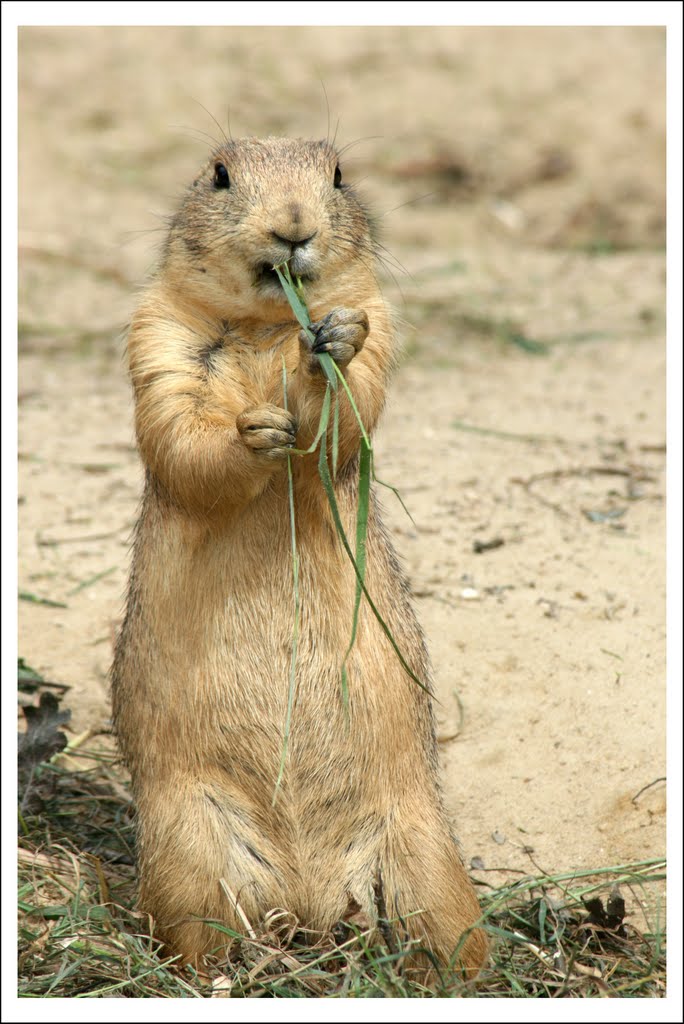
[583,890,627,936]
[19,692,71,773]
[18,692,71,812]
[607,889,626,924]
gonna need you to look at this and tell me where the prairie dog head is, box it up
[162,137,377,321]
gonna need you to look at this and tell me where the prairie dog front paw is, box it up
[236,404,298,459]
[299,307,370,373]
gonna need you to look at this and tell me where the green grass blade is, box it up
[274,263,338,388]
[315,385,332,448]
[282,381,334,459]
[332,392,340,478]
[317,437,431,697]
[330,358,371,447]
[19,590,67,608]
[273,263,312,332]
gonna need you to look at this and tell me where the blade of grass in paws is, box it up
[275,262,341,474]
[281,384,333,460]
[317,436,432,697]
[331,394,340,479]
[329,359,412,520]
[279,261,368,448]
[298,385,333,457]
[327,359,371,448]
[278,262,366,696]
[273,263,338,389]
[326,338,410,518]
[274,357,300,802]
[277,262,428,694]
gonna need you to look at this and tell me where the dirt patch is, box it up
[17,25,665,923]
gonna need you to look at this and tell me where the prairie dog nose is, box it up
[271,228,318,249]
[270,203,318,247]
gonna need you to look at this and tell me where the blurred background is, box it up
[18,25,665,345]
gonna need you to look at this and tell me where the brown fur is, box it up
[111,137,488,979]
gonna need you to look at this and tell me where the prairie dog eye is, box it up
[334,165,342,188]
[214,163,230,189]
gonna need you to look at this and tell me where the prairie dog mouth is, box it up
[253,263,317,292]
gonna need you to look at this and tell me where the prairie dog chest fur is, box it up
[111,135,487,979]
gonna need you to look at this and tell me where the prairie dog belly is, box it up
[116,477,429,791]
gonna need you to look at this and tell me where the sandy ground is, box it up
[17,26,666,920]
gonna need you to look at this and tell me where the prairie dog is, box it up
[111,136,487,979]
